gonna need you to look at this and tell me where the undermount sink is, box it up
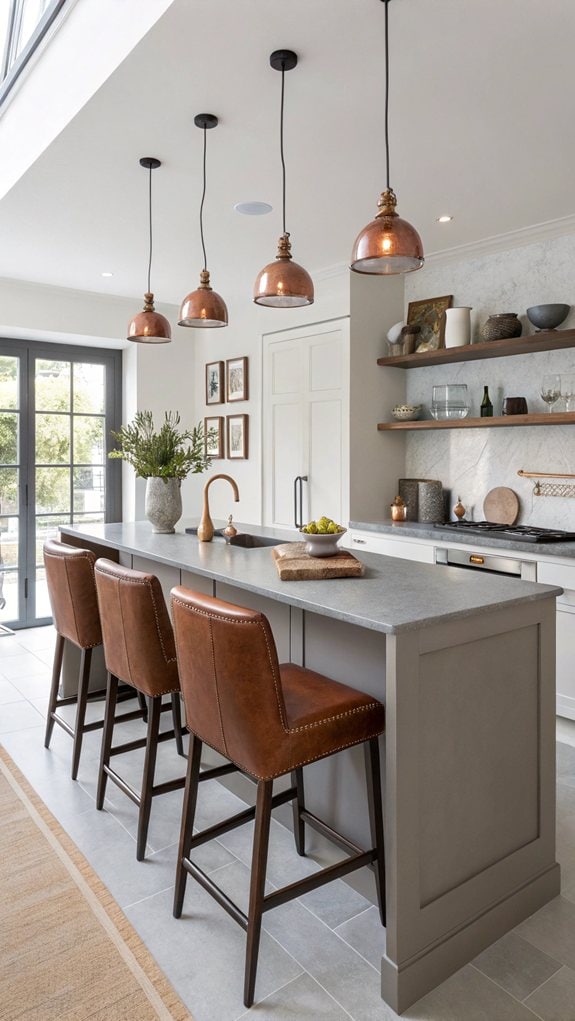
[227,533,282,549]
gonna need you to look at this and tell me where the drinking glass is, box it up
[541,374,561,412]
[561,373,575,413]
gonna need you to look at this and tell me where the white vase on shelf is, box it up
[444,306,472,348]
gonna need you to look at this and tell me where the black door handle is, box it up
[293,475,308,529]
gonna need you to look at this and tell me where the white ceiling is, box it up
[0,0,573,307]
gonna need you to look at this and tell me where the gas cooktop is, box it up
[434,521,575,544]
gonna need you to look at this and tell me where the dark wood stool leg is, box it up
[97,672,119,810]
[171,692,184,757]
[136,696,161,861]
[44,633,65,748]
[244,779,273,1008]
[137,690,148,722]
[365,737,386,926]
[173,735,203,919]
[291,767,306,856]
[71,647,92,781]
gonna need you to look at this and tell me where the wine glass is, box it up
[541,374,561,413]
[562,373,575,413]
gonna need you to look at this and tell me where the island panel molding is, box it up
[226,356,249,402]
[205,360,224,404]
[58,520,560,1015]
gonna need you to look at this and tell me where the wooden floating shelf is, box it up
[376,329,575,368]
[378,412,575,431]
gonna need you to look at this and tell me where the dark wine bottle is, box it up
[480,385,493,417]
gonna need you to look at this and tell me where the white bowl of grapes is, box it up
[300,517,346,557]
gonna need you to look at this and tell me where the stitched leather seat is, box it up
[171,586,386,1008]
[94,559,186,860]
[43,539,104,779]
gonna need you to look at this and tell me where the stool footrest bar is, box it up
[182,857,248,931]
[103,766,140,807]
[263,849,376,913]
[189,785,297,849]
[300,809,364,857]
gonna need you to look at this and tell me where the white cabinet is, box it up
[262,319,350,530]
[347,529,435,563]
[538,560,575,720]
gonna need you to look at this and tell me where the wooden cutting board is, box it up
[483,487,520,525]
[271,542,365,581]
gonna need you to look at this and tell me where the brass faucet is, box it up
[198,474,240,542]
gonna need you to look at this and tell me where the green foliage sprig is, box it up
[108,411,209,481]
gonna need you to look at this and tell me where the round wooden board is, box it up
[483,487,520,525]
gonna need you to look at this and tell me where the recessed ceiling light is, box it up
[234,201,272,216]
[101,271,114,277]
[436,215,453,223]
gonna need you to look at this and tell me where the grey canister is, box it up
[398,478,423,521]
[417,480,444,523]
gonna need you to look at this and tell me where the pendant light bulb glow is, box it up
[254,50,314,307]
[179,114,228,329]
[351,0,424,276]
[127,157,172,343]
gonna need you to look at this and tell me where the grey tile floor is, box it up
[2,625,575,1021]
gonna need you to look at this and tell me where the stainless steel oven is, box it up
[434,546,537,581]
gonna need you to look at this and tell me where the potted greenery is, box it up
[109,411,210,533]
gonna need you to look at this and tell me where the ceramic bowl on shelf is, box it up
[391,404,422,421]
[526,304,570,331]
[300,528,347,558]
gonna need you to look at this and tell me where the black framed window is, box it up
[0,1,67,107]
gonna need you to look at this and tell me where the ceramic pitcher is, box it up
[444,306,472,348]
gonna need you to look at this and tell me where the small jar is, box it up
[390,496,407,522]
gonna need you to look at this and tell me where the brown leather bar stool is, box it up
[43,539,146,780]
[171,587,386,1009]
[94,559,187,861]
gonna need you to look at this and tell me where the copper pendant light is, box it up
[351,0,424,275]
[179,114,228,328]
[127,157,172,343]
[254,50,314,307]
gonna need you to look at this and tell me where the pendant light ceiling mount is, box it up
[253,48,314,308]
[351,0,424,276]
[127,156,171,343]
[179,113,228,329]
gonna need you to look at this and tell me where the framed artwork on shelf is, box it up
[227,414,248,459]
[204,416,224,459]
[226,356,249,402]
[407,294,453,351]
[205,361,224,404]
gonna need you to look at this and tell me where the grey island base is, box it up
[61,519,561,1014]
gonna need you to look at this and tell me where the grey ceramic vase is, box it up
[145,477,182,533]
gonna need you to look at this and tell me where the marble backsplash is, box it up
[402,232,575,529]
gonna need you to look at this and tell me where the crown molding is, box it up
[423,213,575,268]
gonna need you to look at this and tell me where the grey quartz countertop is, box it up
[349,519,575,559]
[60,519,561,636]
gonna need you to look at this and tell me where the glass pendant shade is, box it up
[179,270,228,328]
[351,189,424,275]
[254,233,314,307]
[127,292,171,343]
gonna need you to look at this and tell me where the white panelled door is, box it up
[263,319,350,530]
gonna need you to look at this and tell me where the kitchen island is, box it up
[61,519,561,1014]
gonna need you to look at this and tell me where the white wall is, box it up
[403,232,575,527]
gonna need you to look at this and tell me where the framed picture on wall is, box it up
[204,416,224,459]
[407,294,453,351]
[226,357,248,402]
[227,414,248,459]
[205,361,224,404]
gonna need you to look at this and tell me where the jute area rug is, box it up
[0,747,194,1021]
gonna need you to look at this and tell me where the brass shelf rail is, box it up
[517,469,575,498]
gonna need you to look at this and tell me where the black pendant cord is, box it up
[146,162,153,294]
[383,0,391,191]
[200,125,208,272]
[280,61,287,235]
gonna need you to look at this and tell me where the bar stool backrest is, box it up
[171,586,289,779]
[43,539,102,650]
[94,558,179,696]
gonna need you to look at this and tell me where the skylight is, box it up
[0,0,67,106]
